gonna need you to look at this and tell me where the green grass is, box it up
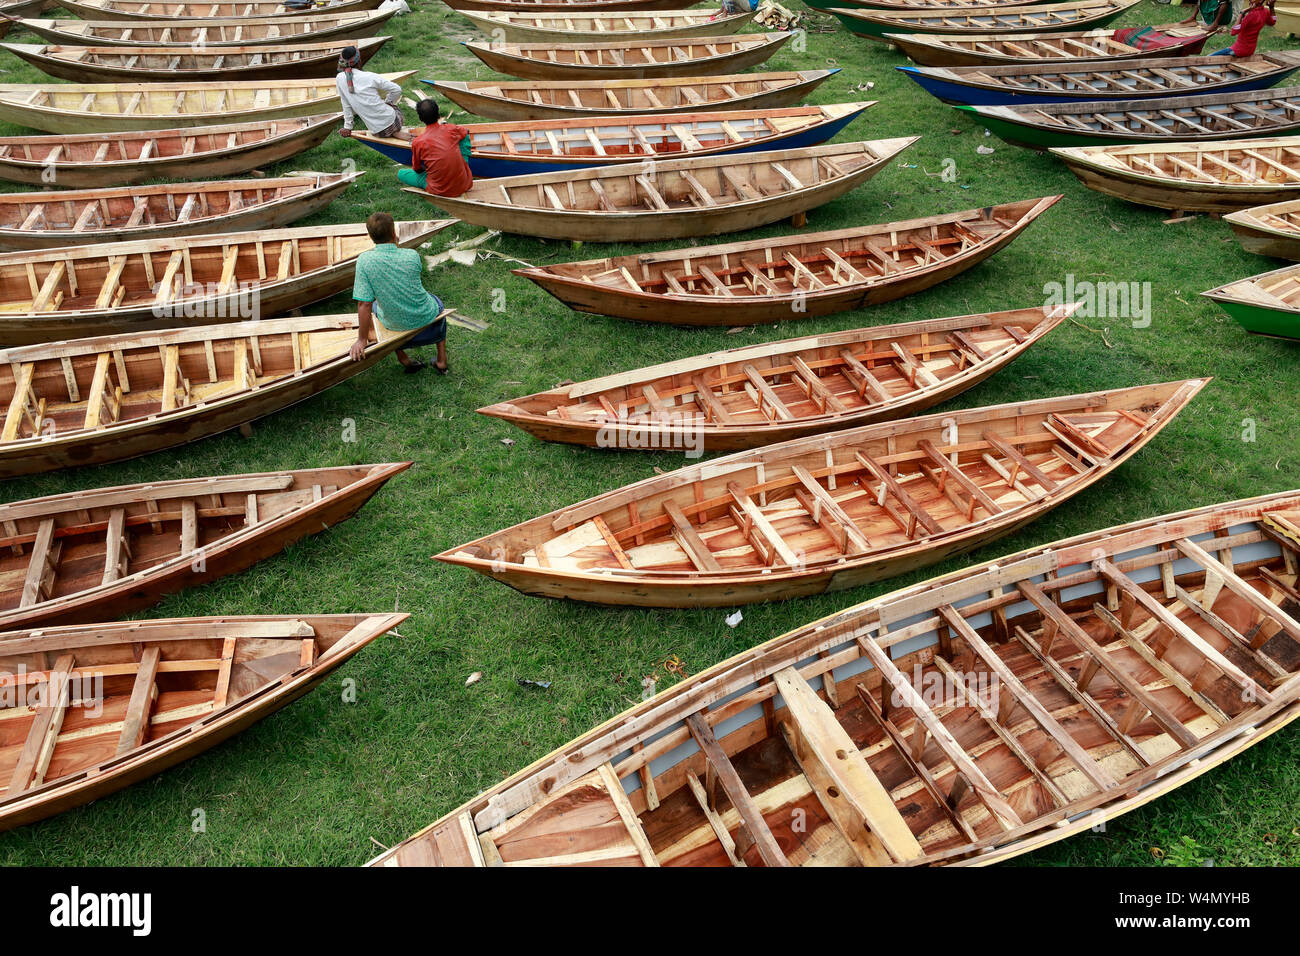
[1,0,1299,867]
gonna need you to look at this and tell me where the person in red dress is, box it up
[396,99,473,198]
[1210,0,1276,56]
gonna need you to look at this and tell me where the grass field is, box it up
[1,0,1299,867]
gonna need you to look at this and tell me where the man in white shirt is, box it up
[336,46,413,141]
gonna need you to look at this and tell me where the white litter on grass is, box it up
[466,671,482,686]
[725,611,743,628]
[976,145,995,155]
[501,438,516,447]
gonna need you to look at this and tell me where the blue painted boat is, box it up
[348,102,873,178]
[898,52,1300,107]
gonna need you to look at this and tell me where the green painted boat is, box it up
[826,0,1139,41]
[958,104,1111,148]
[1204,265,1300,340]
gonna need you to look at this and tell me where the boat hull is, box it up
[56,0,381,19]
[969,103,1300,149]
[889,27,1209,66]
[460,8,756,42]
[831,1,1135,41]
[465,34,791,80]
[1210,299,1300,339]
[18,11,395,46]
[1054,152,1300,212]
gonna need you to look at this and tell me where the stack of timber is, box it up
[428,70,840,120]
[1203,261,1300,339]
[965,86,1300,148]
[0,219,453,344]
[0,613,406,830]
[351,103,873,177]
[438,380,1207,607]
[515,197,1062,324]
[54,0,384,19]
[464,33,794,81]
[0,310,454,475]
[16,10,396,46]
[1223,198,1300,259]
[1051,138,1300,212]
[889,24,1210,65]
[0,115,340,188]
[826,0,1143,42]
[0,37,391,83]
[0,172,359,250]
[0,464,409,630]
[373,490,1300,867]
[458,7,758,42]
[404,139,917,242]
[0,73,414,134]
[480,305,1075,451]
[899,53,1300,107]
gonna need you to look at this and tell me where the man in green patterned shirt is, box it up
[349,212,449,374]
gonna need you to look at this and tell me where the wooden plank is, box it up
[8,653,74,793]
[981,429,1059,491]
[684,770,744,866]
[854,450,942,537]
[595,762,659,867]
[790,464,871,553]
[1174,536,1300,644]
[18,518,56,608]
[918,439,1001,516]
[727,481,799,566]
[663,499,723,573]
[116,646,161,755]
[212,636,237,709]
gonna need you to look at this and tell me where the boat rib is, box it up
[404,139,917,242]
[437,380,1209,608]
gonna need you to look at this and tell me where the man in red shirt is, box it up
[396,99,473,198]
[1210,0,1276,56]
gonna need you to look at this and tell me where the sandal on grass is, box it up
[402,359,428,374]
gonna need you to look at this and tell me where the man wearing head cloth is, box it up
[335,45,413,142]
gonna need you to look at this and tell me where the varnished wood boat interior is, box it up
[1203,261,1300,314]
[891,25,1208,65]
[1053,137,1300,188]
[378,493,1300,866]
[467,32,792,75]
[18,11,394,46]
[439,381,1207,606]
[480,305,1075,451]
[833,0,1141,34]
[459,7,757,41]
[0,613,405,830]
[0,465,409,628]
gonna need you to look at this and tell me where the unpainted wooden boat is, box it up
[376,489,1300,867]
[1203,262,1300,339]
[15,10,394,47]
[464,32,793,81]
[481,305,1074,452]
[0,73,414,134]
[0,612,405,830]
[0,37,390,83]
[1223,198,1300,260]
[436,380,1208,608]
[828,0,1143,42]
[441,0,697,12]
[56,0,382,19]
[407,139,914,243]
[0,310,452,475]
[0,0,52,37]
[351,103,872,178]
[458,7,756,42]
[0,172,359,251]
[1051,138,1300,213]
[889,24,1210,67]
[901,53,1300,108]
[0,463,408,631]
[0,114,339,189]
[428,69,839,121]
[0,219,453,346]
[517,197,1061,325]
[966,87,1300,149]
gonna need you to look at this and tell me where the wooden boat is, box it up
[403,139,916,243]
[0,219,452,346]
[464,33,793,81]
[889,25,1211,67]
[429,69,839,121]
[1223,199,1300,260]
[377,489,1300,867]
[0,114,339,189]
[351,103,873,178]
[516,197,1062,325]
[1203,262,1300,339]
[435,380,1207,608]
[0,464,409,631]
[1051,138,1300,213]
[0,0,52,38]
[1280,1,1300,38]
[899,53,1300,108]
[441,0,699,12]
[0,37,391,84]
[16,11,396,48]
[806,0,1044,10]
[0,612,405,831]
[828,0,1143,42]
[480,305,1074,453]
[459,7,757,43]
[56,0,383,19]
[0,172,359,251]
[0,311,452,475]
[967,87,1300,149]
[0,73,414,134]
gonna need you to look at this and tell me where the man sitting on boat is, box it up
[336,46,412,142]
[1180,0,1233,37]
[349,212,449,375]
[397,98,473,198]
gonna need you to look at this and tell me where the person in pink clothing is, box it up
[1210,0,1276,56]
